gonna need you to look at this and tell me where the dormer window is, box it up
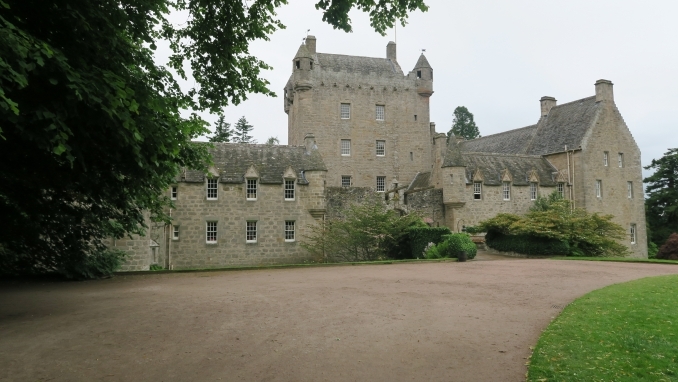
[246,179,257,200]
[502,182,511,201]
[473,182,482,200]
[284,179,295,200]
[530,182,538,200]
[206,178,218,200]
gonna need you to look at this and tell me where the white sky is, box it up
[161,0,678,173]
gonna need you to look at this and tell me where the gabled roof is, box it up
[294,44,312,59]
[413,53,431,69]
[406,171,431,192]
[525,96,600,155]
[182,143,327,184]
[315,53,403,76]
[461,153,558,186]
[459,124,538,155]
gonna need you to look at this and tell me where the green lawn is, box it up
[527,275,678,381]
[552,257,678,265]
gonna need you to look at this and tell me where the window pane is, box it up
[596,180,602,197]
[503,182,510,200]
[530,183,537,200]
[285,221,295,241]
[247,179,257,199]
[173,226,179,240]
[618,153,624,167]
[341,176,351,187]
[627,181,633,198]
[376,105,385,121]
[207,179,218,199]
[171,186,178,199]
[285,180,295,200]
[246,221,257,242]
[340,103,350,119]
[473,182,482,200]
[206,222,217,243]
[376,140,385,156]
[630,224,637,244]
[376,176,385,192]
[557,183,564,197]
[341,139,351,156]
[603,152,609,166]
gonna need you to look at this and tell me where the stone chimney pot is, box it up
[387,41,396,60]
[540,96,557,117]
[305,35,316,54]
[595,79,614,102]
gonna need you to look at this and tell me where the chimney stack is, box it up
[595,79,614,102]
[305,35,316,54]
[387,41,396,60]
[540,96,557,117]
[304,133,317,154]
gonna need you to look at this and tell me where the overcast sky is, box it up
[161,0,678,173]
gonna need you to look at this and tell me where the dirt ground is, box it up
[2,256,678,382]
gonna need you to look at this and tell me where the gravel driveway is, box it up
[1,258,677,381]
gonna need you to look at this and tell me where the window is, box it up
[414,115,417,121]
[246,221,257,243]
[449,174,454,184]
[295,60,300,69]
[246,179,257,200]
[206,221,217,243]
[473,182,482,200]
[340,103,350,119]
[618,153,624,168]
[627,181,633,199]
[341,176,351,187]
[341,139,351,156]
[171,186,177,200]
[284,179,295,200]
[603,151,609,166]
[530,182,538,201]
[172,226,179,240]
[207,178,218,200]
[417,70,422,79]
[285,221,295,242]
[502,182,511,201]
[376,140,385,156]
[410,152,413,161]
[630,224,637,244]
[376,105,385,121]
[557,182,565,198]
[376,176,386,192]
[596,180,602,198]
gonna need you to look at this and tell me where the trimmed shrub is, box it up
[657,233,678,260]
[485,230,570,256]
[424,233,477,260]
[409,226,452,258]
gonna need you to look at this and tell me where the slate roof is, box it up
[406,172,431,192]
[459,124,538,155]
[413,54,431,69]
[462,153,558,186]
[315,53,403,76]
[524,96,600,155]
[182,143,327,184]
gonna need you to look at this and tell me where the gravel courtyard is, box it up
[1,258,677,382]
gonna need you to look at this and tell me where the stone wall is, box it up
[325,186,384,220]
[405,188,444,226]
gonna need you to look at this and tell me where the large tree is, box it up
[447,106,481,142]
[644,148,678,247]
[209,115,233,143]
[233,116,255,143]
[0,0,428,276]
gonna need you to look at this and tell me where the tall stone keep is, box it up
[285,36,435,189]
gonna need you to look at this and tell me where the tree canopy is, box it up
[644,148,678,247]
[233,116,255,143]
[209,115,233,143]
[0,0,428,276]
[447,106,480,142]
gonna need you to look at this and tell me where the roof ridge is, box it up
[552,95,596,108]
[463,152,545,159]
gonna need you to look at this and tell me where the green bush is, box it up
[485,230,570,256]
[58,249,128,280]
[425,233,477,260]
[409,226,452,258]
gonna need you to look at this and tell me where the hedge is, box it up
[485,230,569,256]
[409,226,452,258]
[425,233,477,260]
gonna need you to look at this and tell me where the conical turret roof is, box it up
[413,53,431,69]
[294,43,312,59]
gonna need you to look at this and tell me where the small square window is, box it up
[341,176,351,187]
[173,226,179,240]
[376,140,385,156]
[206,221,217,243]
[285,221,295,242]
[502,182,511,201]
[246,179,257,200]
[341,139,351,156]
[246,221,257,243]
[171,186,178,200]
[376,105,385,121]
[206,178,218,200]
[630,224,637,244]
[376,176,386,192]
[473,182,482,200]
[284,179,295,200]
[627,181,633,199]
[340,103,350,119]
[530,182,538,201]
[557,182,565,198]
[603,151,609,166]
[596,180,602,198]
[618,153,624,168]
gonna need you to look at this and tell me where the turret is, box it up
[292,43,313,91]
[411,54,433,97]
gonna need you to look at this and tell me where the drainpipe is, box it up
[168,208,172,270]
[565,145,573,210]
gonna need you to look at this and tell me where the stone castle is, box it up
[114,36,647,270]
